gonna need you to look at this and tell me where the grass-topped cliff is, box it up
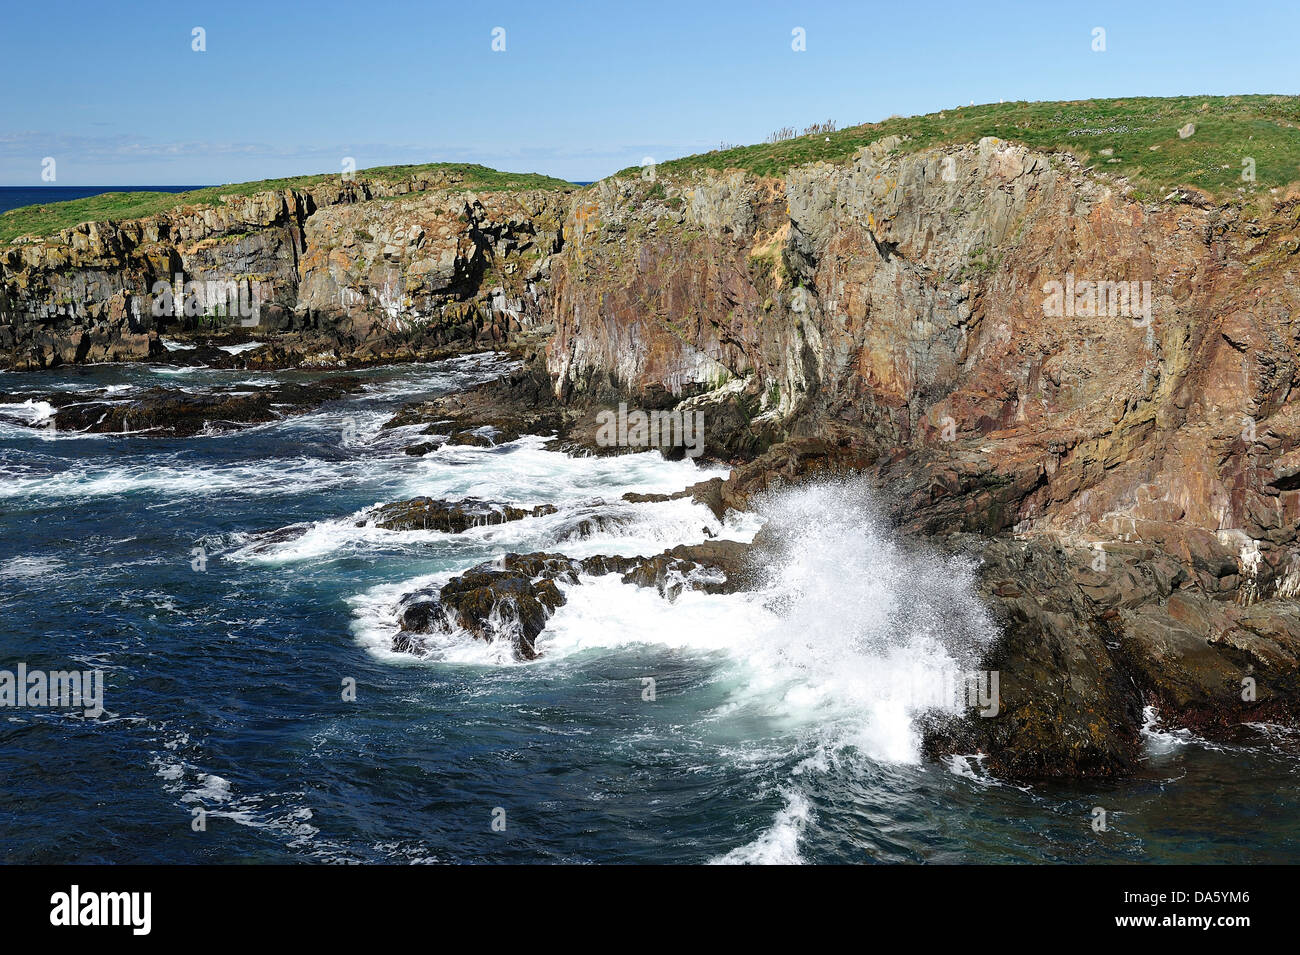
[0,163,575,244]
[620,94,1300,203]
[6,95,1300,246]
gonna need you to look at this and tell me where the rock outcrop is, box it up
[0,169,568,369]
[362,497,558,533]
[393,541,751,660]
[0,375,363,437]
[537,137,1300,777]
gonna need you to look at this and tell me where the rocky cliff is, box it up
[541,136,1300,777]
[6,135,1300,779]
[0,168,568,368]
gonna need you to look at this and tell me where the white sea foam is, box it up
[0,556,66,579]
[0,456,374,501]
[0,399,56,425]
[400,435,728,505]
[536,482,994,749]
[151,752,326,852]
[710,790,812,865]
[355,477,999,862]
[1139,704,1228,756]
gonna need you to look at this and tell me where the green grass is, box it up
[7,96,1299,245]
[617,95,1300,202]
[0,163,574,244]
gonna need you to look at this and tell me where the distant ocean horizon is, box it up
[0,185,209,215]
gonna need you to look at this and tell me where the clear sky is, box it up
[2,0,1297,186]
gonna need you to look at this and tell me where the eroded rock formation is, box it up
[0,169,567,368]
[8,137,1300,777]
[538,137,1300,776]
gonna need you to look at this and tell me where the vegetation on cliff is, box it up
[0,163,574,244]
[8,96,1300,247]
[620,94,1300,203]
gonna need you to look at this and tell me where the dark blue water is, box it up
[1,356,1298,863]
[0,186,208,215]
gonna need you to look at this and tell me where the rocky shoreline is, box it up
[360,344,1300,780]
[5,134,1299,781]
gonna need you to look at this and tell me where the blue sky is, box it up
[2,0,1297,185]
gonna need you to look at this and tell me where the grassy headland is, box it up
[0,163,575,244]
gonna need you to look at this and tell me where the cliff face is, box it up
[543,138,1300,776]
[548,138,1300,589]
[0,170,567,368]
[296,189,564,358]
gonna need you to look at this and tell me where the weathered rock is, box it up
[3,374,363,437]
[1,174,570,370]
[923,532,1300,778]
[392,539,754,660]
[922,536,1146,778]
[363,497,557,533]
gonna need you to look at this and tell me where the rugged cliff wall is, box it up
[0,169,568,368]
[543,137,1300,776]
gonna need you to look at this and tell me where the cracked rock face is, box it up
[546,139,1300,591]
[538,140,1300,776]
[1,176,569,369]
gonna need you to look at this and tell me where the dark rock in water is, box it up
[391,539,754,660]
[922,534,1300,779]
[362,497,558,533]
[9,374,364,438]
[385,359,739,464]
[446,429,498,447]
[442,567,568,659]
[922,537,1145,779]
[396,554,577,660]
[158,341,267,369]
[396,597,446,639]
[403,440,445,456]
[622,477,730,521]
[582,540,753,597]
[386,362,567,444]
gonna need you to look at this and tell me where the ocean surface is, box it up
[0,186,207,215]
[1,355,1298,863]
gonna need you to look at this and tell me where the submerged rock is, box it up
[3,374,363,437]
[362,497,558,533]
